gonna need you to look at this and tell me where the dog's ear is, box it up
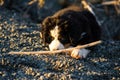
[41,17,54,45]
[41,17,51,45]
[42,17,53,27]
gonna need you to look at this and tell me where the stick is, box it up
[81,0,95,16]
[9,40,102,55]
[102,0,120,15]
[102,1,119,5]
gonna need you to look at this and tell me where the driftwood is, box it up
[9,40,102,55]
[102,0,120,5]
[28,0,45,7]
[81,0,95,15]
[102,0,120,15]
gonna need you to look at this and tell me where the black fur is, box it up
[41,6,101,47]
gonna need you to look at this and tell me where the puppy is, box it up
[41,6,101,59]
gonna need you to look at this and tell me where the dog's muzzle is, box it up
[49,39,64,51]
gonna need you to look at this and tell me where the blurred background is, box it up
[0,0,120,40]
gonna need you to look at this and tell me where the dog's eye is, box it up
[80,32,87,39]
[45,36,53,44]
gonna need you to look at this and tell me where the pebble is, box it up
[39,76,45,80]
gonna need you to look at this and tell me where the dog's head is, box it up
[41,17,69,51]
[41,16,87,51]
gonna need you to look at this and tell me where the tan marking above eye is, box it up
[50,25,60,40]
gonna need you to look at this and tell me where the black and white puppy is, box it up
[41,6,101,59]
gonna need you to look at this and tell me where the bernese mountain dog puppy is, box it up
[41,6,101,59]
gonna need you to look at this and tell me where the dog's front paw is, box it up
[71,48,90,59]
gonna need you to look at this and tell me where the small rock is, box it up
[39,75,45,80]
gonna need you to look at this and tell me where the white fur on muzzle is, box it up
[49,39,64,51]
